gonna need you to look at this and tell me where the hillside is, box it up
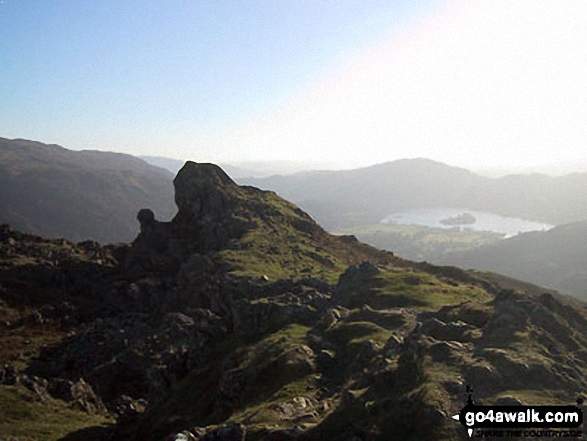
[337,223,503,263]
[140,155,185,175]
[1,162,586,440]
[243,159,587,230]
[440,221,587,301]
[0,138,177,243]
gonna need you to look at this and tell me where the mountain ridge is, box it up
[242,158,587,229]
[6,137,587,243]
[440,220,587,301]
[1,160,586,440]
[0,137,177,243]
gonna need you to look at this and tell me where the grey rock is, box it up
[47,377,107,414]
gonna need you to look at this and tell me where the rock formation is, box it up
[1,162,586,440]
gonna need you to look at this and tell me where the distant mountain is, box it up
[243,159,587,230]
[139,155,185,175]
[139,155,320,180]
[3,162,586,440]
[0,138,177,243]
[440,221,587,301]
[218,163,260,179]
[243,159,487,229]
[140,155,265,180]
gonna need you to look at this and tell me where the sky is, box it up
[1,0,587,173]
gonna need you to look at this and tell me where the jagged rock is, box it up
[428,341,464,362]
[4,162,587,441]
[138,208,157,233]
[27,309,215,408]
[337,262,379,288]
[19,375,50,402]
[172,162,253,253]
[443,378,465,394]
[113,394,149,424]
[126,209,180,274]
[316,308,344,330]
[332,262,383,308]
[47,377,107,414]
[420,318,475,342]
[175,255,240,326]
[432,303,493,328]
[384,335,403,358]
[232,296,320,333]
[163,431,198,441]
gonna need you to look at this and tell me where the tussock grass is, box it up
[0,386,113,441]
[337,267,493,310]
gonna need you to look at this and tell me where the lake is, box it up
[382,208,554,237]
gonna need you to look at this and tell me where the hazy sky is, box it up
[2,0,586,171]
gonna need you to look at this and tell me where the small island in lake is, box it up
[440,212,476,226]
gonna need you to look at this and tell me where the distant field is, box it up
[336,223,503,262]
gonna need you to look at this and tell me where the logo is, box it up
[452,386,584,438]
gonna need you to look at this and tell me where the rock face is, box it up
[174,163,238,222]
[172,162,251,253]
[125,162,266,276]
[1,162,587,441]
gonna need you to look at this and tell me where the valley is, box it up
[1,160,586,440]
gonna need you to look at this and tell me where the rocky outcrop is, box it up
[0,372,107,415]
[173,163,249,251]
[2,162,587,441]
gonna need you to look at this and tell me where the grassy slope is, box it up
[0,386,113,441]
[0,233,118,440]
[336,223,502,262]
[5,164,582,440]
[0,137,176,243]
[215,186,395,283]
[131,173,509,440]
[136,256,497,440]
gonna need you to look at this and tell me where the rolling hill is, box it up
[1,161,586,440]
[440,221,587,301]
[243,159,587,230]
[0,138,177,243]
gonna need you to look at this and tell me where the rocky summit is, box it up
[1,162,586,440]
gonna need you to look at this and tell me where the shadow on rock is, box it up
[58,425,116,441]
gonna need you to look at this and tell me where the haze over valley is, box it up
[3,138,587,303]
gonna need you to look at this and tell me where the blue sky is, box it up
[2,1,587,172]
[1,1,431,154]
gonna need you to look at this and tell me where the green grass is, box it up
[325,321,390,347]
[336,223,502,262]
[216,192,313,280]
[337,267,493,310]
[217,222,346,283]
[487,389,574,405]
[0,301,70,370]
[227,374,317,426]
[233,324,314,405]
[136,324,314,441]
[212,186,390,284]
[0,386,113,441]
